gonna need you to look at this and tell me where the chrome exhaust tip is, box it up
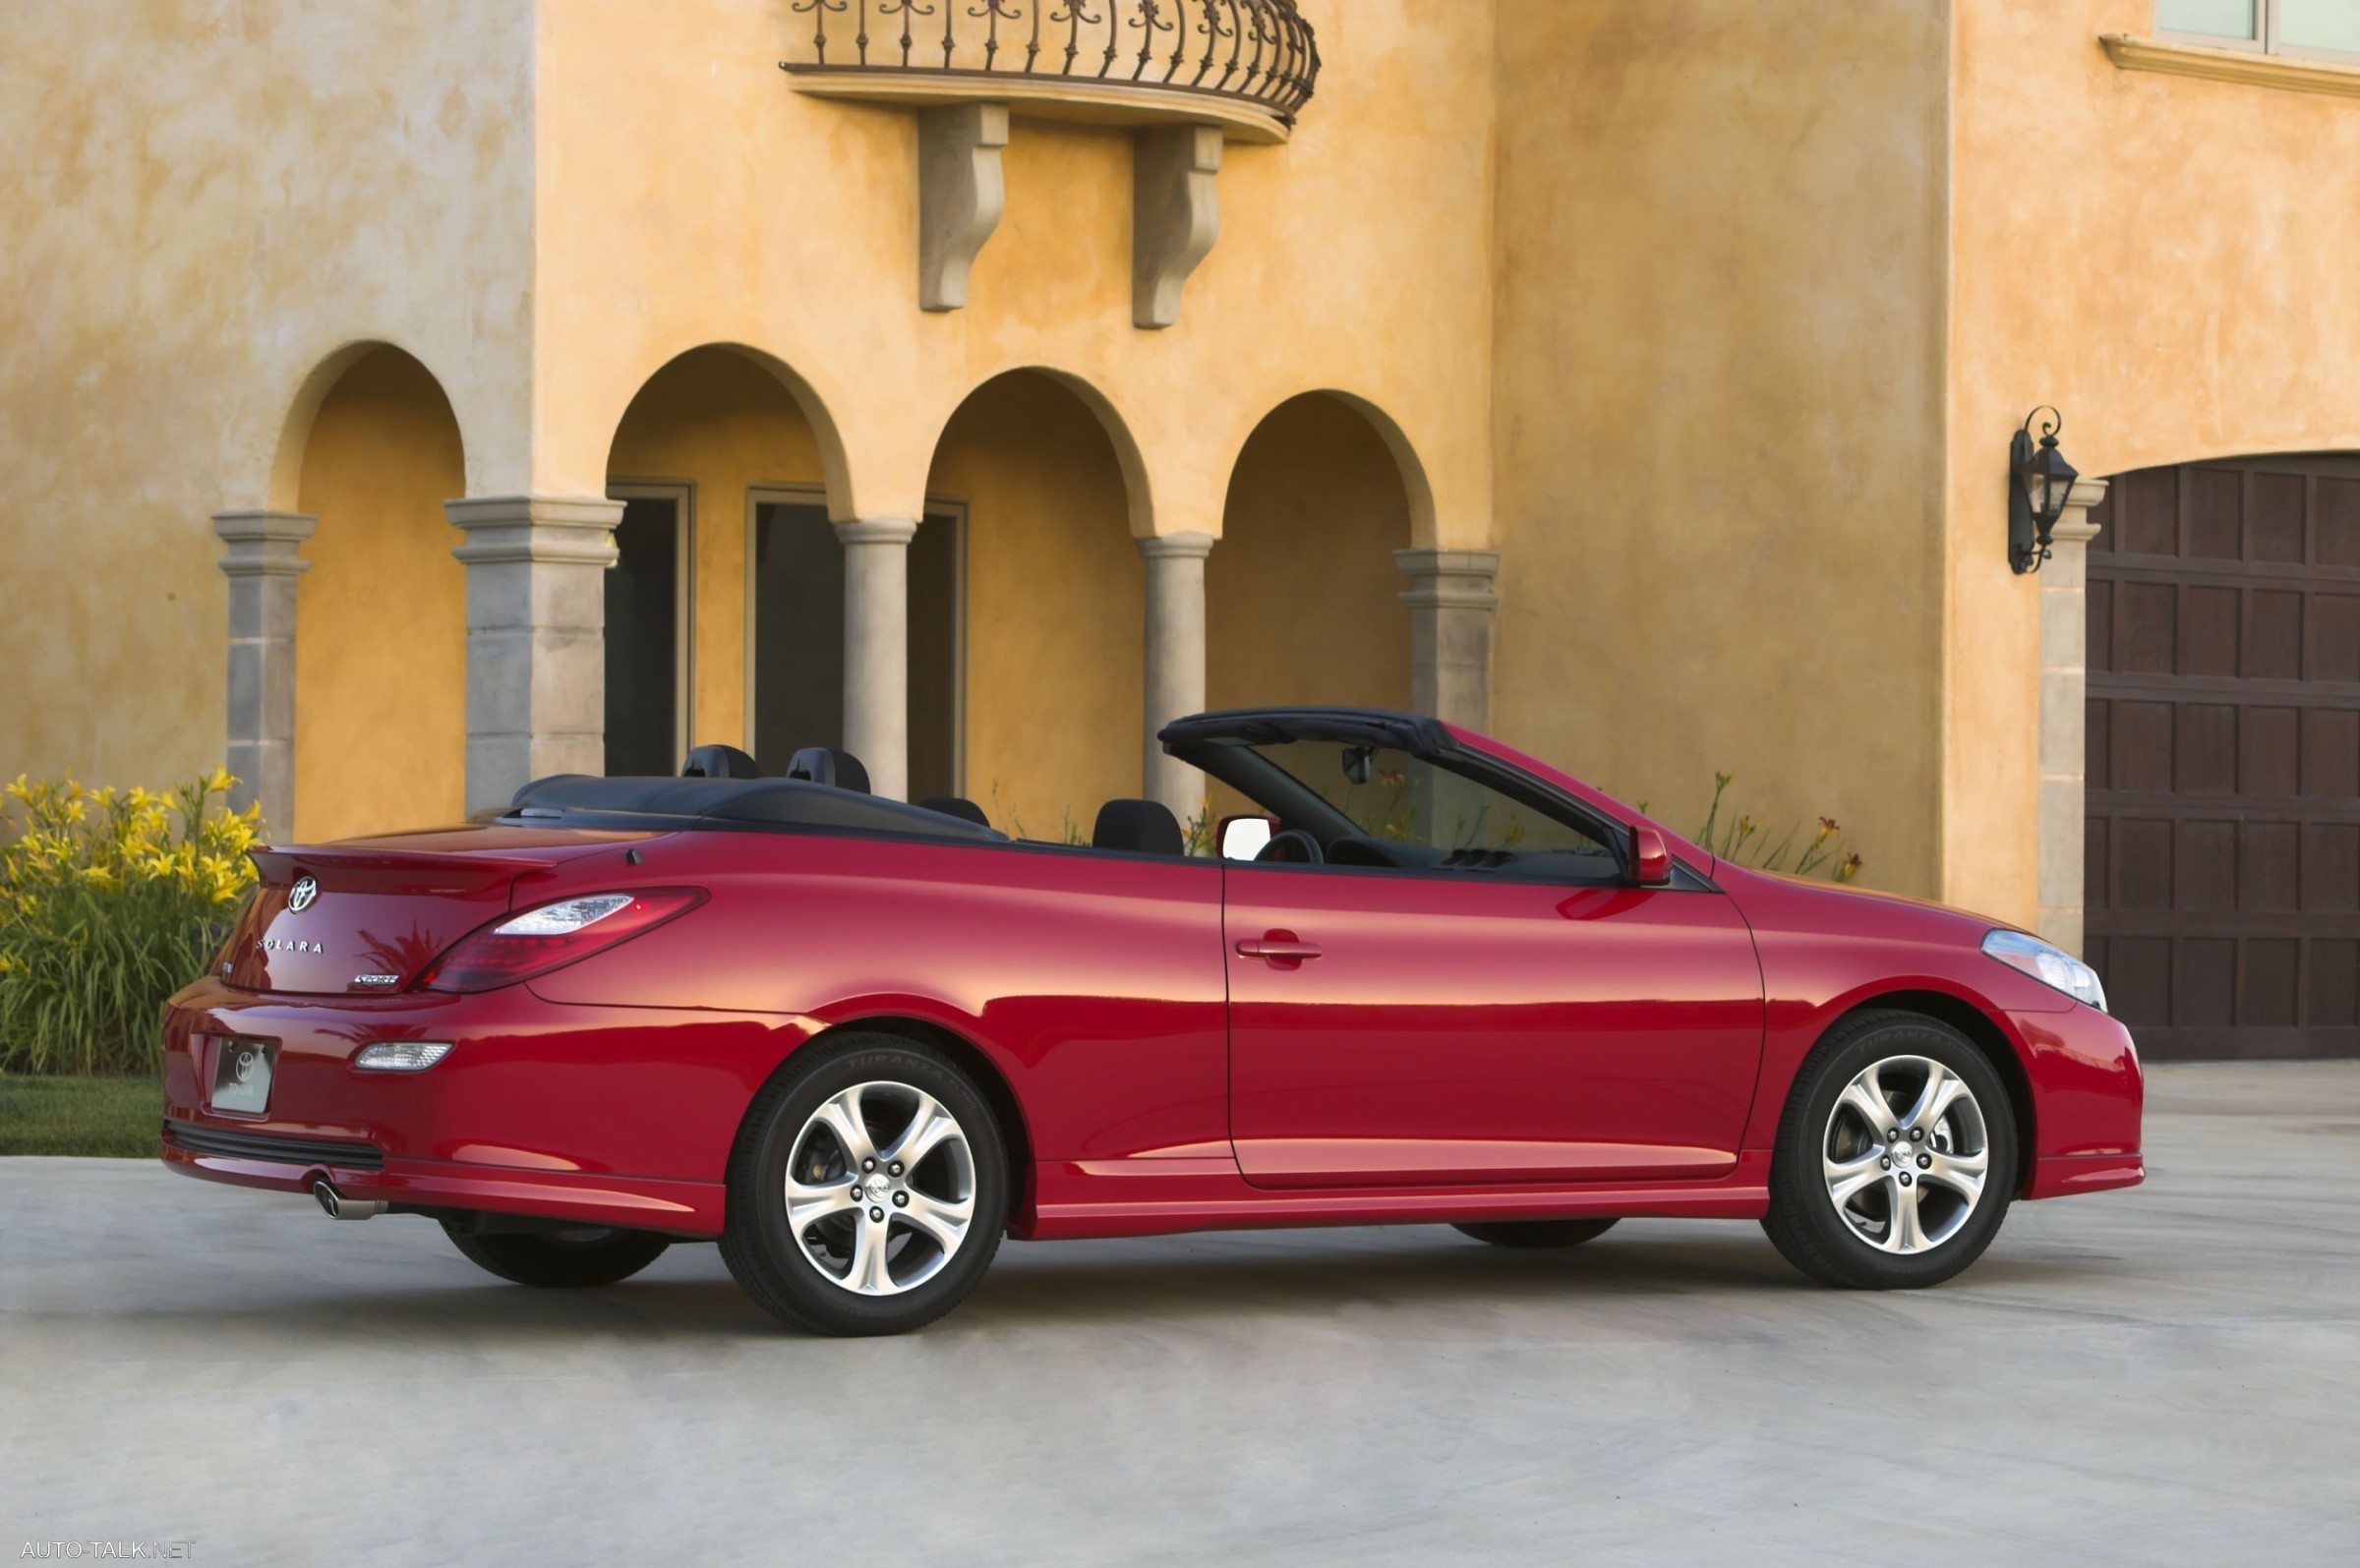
[313,1179,387,1222]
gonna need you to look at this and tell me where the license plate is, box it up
[209,1039,275,1115]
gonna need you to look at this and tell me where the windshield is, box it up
[1225,739,1623,881]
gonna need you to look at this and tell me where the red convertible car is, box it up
[160,707,2142,1336]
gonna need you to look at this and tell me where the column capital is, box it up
[1138,530,1216,561]
[1393,547,1500,610]
[834,517,920,548]
[445,494,622,567]
[212,509,317,578]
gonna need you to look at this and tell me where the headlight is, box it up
[1981,929,2107,1013]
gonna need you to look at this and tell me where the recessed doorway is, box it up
[604,483,692,779]
[746,489,964,799]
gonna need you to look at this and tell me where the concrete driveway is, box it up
[4,1062,2356,1567]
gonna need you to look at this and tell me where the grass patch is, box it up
[0,1074,161,1157]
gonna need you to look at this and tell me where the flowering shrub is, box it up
[0,771,259,1074]
[1691,771,1863,882]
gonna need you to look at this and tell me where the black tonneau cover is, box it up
[504,775,1007,842]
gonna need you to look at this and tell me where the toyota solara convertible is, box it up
[160,707,2142,1335]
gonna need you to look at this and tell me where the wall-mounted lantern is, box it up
[2009,406,2080,574]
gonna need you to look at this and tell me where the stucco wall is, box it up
[1489,0,1953,895]
[524,0,1495,547]
[1943,0,2360,924]
[1,0,1495,826]
[0,1,536,798]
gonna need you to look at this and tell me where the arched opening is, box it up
[291,345,466,841]
[926,370,1142,837]
[603,345,839,777]
[1209,392,1415,714]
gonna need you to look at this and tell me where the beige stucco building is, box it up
[6,1,2359,1058]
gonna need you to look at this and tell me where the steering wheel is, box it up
[1256,828,1326,866]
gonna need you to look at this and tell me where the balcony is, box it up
[782,0,1321,145]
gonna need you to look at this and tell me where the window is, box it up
[2156,0,2360,59]
[1236,739,1625,882]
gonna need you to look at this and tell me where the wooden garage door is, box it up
[2086,456,2360,1059]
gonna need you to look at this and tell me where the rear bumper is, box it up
[160,1130,725,1234]
[158,975,808,1238]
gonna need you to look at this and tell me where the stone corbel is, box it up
[918,102,1010,312]
[1133,124,1222,329]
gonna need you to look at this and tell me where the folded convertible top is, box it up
[505,775,1007,842]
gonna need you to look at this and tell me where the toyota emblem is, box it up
[287,875,319,912]
[234,1048,259,1084]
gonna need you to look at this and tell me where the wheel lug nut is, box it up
[869,1206,884,1222]
[1899,1172,1914,1187]
[1918,1154,1932,1170]
[892,1191,909,1208]
[863,1158,876,1172]
[1880,1156,1892,1170]
[1887,1129,1900,1142]
[889,1162,903,1177]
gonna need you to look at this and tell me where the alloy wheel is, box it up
[784,1080,976,1296]
[1820,1054,1991,1254]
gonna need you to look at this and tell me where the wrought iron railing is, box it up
[783,0,1321,126]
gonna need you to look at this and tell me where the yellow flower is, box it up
[205,765,237,798]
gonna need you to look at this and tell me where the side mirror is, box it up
[1217,814,1276,861]
[1631,826,1674,888]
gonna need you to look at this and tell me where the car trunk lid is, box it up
[220,827,654,995]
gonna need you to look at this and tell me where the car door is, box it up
[1217,744,1764,1190]
[1226,865,1764,1188]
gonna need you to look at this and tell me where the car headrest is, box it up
[680,744,761,780]
[1092,798,1184,856]
[918,796,991,830]
[785,747,871,793]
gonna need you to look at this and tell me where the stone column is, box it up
[1140,532,1215,826]
[835,518,919,801]
[445,495,622,816]
[211,510,316,839]
[2036,478,2108,958]
[1394,549,1501,730]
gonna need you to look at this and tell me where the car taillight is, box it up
[415,889,705,994]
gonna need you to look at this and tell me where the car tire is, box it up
[440,1222,671,1288]
[1761,1009,2018,1290]
[720,1032,1009,1337]
[1451,1217,1620,1249]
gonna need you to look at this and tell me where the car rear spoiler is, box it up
[248,846,560,896]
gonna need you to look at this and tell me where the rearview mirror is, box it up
[1631,826,1673,888]
[1218,814,1276,861]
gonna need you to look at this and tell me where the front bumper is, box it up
[159,976,815,1237]
[2012,1000,2146,1200]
